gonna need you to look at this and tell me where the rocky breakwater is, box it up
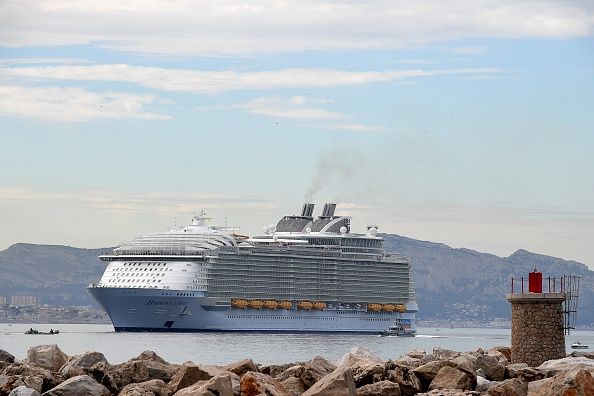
[1,345,594,396]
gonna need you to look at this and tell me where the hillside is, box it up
[383,234,594,325]
[0,238,592,326]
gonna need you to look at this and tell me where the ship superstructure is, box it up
[88,203,418,332]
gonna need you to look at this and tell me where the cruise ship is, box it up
[88,203,418,332]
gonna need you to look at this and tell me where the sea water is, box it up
[1,323,593,365]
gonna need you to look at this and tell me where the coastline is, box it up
[2,344,594,395]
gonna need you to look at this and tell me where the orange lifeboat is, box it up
[264,300,278,310]
[395,304,406,313]
[297,301,313,310]
[231,299,248,309]
[279,301,293,309]
[248,300,263,309]
[312,301,327,310]
[367,303,382,312]
[382,304,395,312]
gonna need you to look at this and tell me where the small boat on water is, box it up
[25,328,59,335]
[380,320,415,337]
[571,341,589,349]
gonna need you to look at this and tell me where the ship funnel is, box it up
[301,203,315,217]
[321,203,336,217]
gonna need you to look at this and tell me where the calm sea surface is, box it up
[1,323,593,365]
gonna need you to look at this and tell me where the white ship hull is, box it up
[88,286,418,333]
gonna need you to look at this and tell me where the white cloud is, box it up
[0,58,93,65]
[0,187,277,213]
[0,85,169,122]
[1,1,592,55]
[307,123,386,132]
[1,64,500,93]
[241,96,345,119]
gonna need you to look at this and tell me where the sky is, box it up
[1,1,593,268]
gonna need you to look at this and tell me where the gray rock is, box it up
[59,352,108,378]
[536,356,594,376]
[393,356,422,369]
[167,364,215,394]
[301,367,356,396]
[43,374,110,396]
[173,373,233,396]
[486,378,527,396]
[528,368,594,396]
[428,366,472,391]
[26,345,68,372]
[8,386,41,396]
[386,366,421,396]
[240,372,291,396]
[0,350,15,364]
[356,380,400,396]
[406,349,426,360]
[417,390,480,396]
[476,376,494,393]
[432,348,460,361]
[119,379,169,396]
[413,361,456,391]
[337,348,384,368]
[475,355,505,381]
[276,357,336,390]
[223,358,258,377]
[475,369,485,378]
[487,347,511,362]
[280,376,305,396]
[2,363,60,392]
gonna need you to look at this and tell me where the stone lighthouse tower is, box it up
[506,269,566,366]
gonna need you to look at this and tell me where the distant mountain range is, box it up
[1,238,592,326]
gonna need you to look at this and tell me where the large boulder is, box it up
[8,386,40,396]
[413,361,456,391]
[276,357,336,390]
[432,348,460,361]
[476,376,495,393]
[174,373,234,396]
[0,351,15,364]
[26,345,67,373]
[2,363,61,392]
[536,356,594,376]
[386,365,421,396]
[130,351,178,382]
[337,349,384,388]
[487,347,511,362]
[528,368,594,396]
[280,377,305,396]
[428,366,472,391]
[240,372,290,396]
[406,349,426,360]
[167,364,216,394]
[43,375,110,396]
[475,355,505,381]
[59,352,108,379]
[393,356,422,369]
[505,364,543,383]
[119,379,169,396]
[486,378,527,396]
[301,367,356,396]
[223,359,258,377]
[337,348,384,369]
[417,390,479,396]
[356,380,400,396]
[260,364,295,378]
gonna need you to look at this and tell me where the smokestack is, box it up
[321,203,336,217]
[301,203,315,217]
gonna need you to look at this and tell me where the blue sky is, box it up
[1,1,593,267]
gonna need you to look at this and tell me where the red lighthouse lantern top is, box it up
[529,267,543,293]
